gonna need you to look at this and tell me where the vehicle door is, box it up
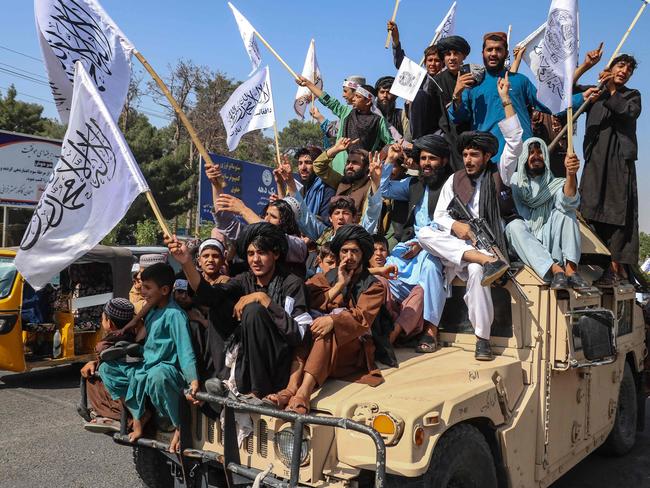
[0,255,26,372]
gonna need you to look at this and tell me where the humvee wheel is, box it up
[601,362,637,456]
[424,423,497,488]
[133,446,174,488]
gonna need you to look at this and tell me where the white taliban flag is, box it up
[536,0,579,113]
[432,1,457,45]
[220,66,275,151]
[294,39,322,119]
[34,0,134,124]
[15,62,149,289]
[228,2,262,75]
[516,22,547,78]
[390,57,427,102]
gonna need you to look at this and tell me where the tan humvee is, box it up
[118,224,648,488]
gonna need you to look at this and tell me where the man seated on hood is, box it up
[507,138,589,290]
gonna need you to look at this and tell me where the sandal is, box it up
[262,389,295,410]
[285,395,310,415]
[415,333,438,354]
[83,417,120,434]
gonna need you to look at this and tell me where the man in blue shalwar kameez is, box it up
[448,31,596,160]
[379,135,451,352]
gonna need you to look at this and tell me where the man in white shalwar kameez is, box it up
[418,73,523,360]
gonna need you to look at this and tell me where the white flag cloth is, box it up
[390,57,427,102]
[15,62,149,289]
[34,0,134,124]
[228,2,262,75]
[516,22,547,76]
[432,1,457,45]
[294,39,322,119]
[536,0,579,113]
[220,66,275,151]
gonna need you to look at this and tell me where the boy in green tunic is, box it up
[125,263,201,453]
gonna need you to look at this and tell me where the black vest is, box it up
[401,177,446,242]
[452,165,519,225]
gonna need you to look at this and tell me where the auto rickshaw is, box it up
[0,245,133,372]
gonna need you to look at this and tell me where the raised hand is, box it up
[205,164,223,185]
[453,72,475,100]
[497,72,511,103]
[166,234,192,265]
[584,43,604,68]
[386,142,404,164]
[564,153,580,176]
[215,194,246,215]
[387,20,400,45]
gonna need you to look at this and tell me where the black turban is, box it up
[436,35,471,56]
[413,134,450,158]
[457,131,499,157]
[330,225,374,264]
[374,76,395,91]
[237,222,288,262]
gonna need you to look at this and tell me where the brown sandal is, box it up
[285,394,310,415]
[415,333,438,353]
[262,389,295,410]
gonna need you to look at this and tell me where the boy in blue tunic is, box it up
[125,263,200,453]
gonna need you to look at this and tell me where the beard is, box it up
[377,98,396,118]
[340,168,368,185]
[527,165,545,177]
[483,56,506,73]
[301,170,316,188]
[421,166,448,188]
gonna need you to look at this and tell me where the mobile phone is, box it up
[460,64,471,76]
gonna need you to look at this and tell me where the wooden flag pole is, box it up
[254,31,299,80]
[385,0,401,49]
[272,121,282,167]
[133,50,215,170]
[548,0,648,151]
[566,106,574,155]
[145,190,172,238]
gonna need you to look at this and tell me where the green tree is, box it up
[639,232,650,263]
[134,219,160,245]
[0,85,45,134]
[278,119,323,151]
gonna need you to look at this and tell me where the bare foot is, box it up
[169,428,181,453]
[128,418,144,443]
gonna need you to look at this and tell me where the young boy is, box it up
[316,242,337,274]
[125,263,200,453]
[81,298,136,432]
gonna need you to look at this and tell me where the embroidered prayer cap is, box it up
[199,237,226,257]
[436,35,471,56]
[457,131,500,158]
[103,298,134,328]
[173,279,189,291]
[139,253,167,269]
[330,224,374,264]
[282,196,302,221]
[413,134,450,158]
[374,76,395,91]
[483,31,508,47]
[237,221,289,262]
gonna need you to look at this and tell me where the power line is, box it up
[0,66,50,86]
[0,62,48,81]
[0,44,42,62]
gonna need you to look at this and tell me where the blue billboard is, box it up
[198,153,279,224]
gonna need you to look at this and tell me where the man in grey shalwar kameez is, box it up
[507,138,590,290]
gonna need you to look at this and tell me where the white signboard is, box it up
[0,132,60,206]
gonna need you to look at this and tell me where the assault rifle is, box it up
[448,195,530,303]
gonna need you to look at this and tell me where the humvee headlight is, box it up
[371,413,404,446]
[274,425,310,467]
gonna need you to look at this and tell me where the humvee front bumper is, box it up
[111,390,387,488]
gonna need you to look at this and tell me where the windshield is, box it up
[0,257,17,300]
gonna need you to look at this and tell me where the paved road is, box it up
[1,365,649,488]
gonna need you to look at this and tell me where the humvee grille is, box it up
[207,418,215,444]
[258,420,268,458]
[245,434,253,454]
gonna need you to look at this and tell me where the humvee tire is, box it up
[133,446,174,488]
[601,361,638,456]
[424,423,497,488]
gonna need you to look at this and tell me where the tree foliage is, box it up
[278,119,323,152]
[640,232,650,264]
